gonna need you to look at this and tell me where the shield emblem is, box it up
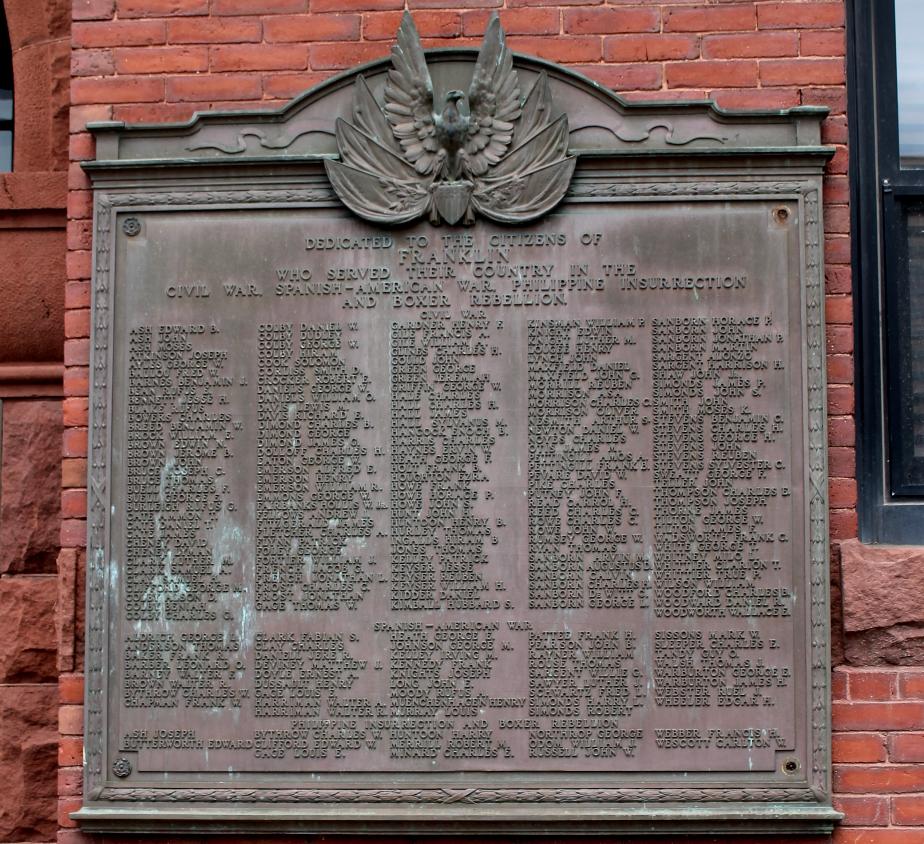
[432,181,473,225]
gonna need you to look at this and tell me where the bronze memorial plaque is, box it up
[77,14,841,835]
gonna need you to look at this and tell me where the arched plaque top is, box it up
[86,42,831,170]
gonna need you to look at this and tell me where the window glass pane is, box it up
[909,211,924,461]
[0,8,9,93]
[0,4,9,172]
[0,90,9,170]
[895,0,924,166]
[888,205,924,492]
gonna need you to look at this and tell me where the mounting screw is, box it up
[773,206,790,224]
[122,217,141,237]
[112,757,132,778]
[782,758,799,775]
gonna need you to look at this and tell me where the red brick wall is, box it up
[831,668,924,841]
[57,1,886,841]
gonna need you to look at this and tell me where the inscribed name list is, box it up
[114,199,802,775]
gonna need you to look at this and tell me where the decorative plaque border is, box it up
[82,176,834,825]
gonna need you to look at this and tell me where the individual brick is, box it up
[114,46,208,74]
[666,60,758,89]
[309,41,390,69]
[213,0,305,12]
[847,670,897,701]
[61,460,88,490]
[58,738,84,769]
[70,76,164,105]
[574,62,662,91]
[893,795,924,826]
[890,732,924,763]
[760,57,845,86]
[465,8,559,36]
[116,0,208,16]
[702,32,797,59]
[73,19,166,47]
[61,490,88,519]
[801,30,845,57]
[265,13,361,42]
[710,88,800,110]
[167,17,262,42]
[665,4,756,33]
[311,0,402,13]
[831,732,886,764]
[58,675,85,706]
[71,49,115,77]
[603,34,699,62]
[210,44,308,72]
[165,74,262,101]
[832,795,889,827]
[563,7,659,35]
[833,701,924,732]
[834,763,924,793]
[758,2,845,30]
[505,35,602,63]
[58,705,84,736]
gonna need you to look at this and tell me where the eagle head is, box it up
[440,90,469,139]
[435,90,470,178]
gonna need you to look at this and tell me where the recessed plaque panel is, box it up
[79,44,838,836]
[113,202,802,778]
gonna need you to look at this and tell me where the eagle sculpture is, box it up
[325,13,576,225]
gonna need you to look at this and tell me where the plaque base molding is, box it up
[72,803,843,836]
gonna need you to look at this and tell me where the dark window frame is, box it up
[849,0,924,542]
[0,2,11,171]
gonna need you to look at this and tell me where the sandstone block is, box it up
[0,575,57,683]
[844,625,924,666]
[841,539,924,632]
[1,400,62,574]
[0,685,58,841]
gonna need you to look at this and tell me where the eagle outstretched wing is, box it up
[325,117,431,224]
[464,14,523,177]
[383,13,443,175]
[471,73,575,222]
